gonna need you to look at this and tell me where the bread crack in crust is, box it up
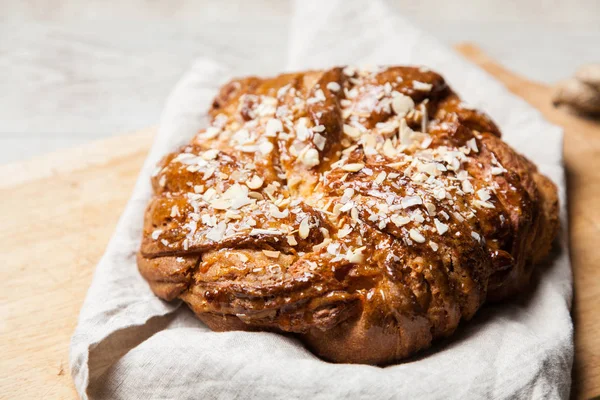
[138,66,559,364]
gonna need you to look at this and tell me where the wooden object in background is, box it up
[0,45,598,399]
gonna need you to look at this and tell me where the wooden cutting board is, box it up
[1,44,598,399]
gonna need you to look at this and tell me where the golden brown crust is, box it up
[137,66,559,364]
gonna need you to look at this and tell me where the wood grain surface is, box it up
[0,45,598,399]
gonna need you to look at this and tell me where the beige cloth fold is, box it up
[70,0,573,398]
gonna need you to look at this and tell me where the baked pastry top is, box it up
[137,66,559,364]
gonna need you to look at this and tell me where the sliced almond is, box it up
[262,250,280,259]
[383,139,397,158]
[345,246,366,263]
[412,81,433,91]
[313,133,326,151]
[287,235,298,246]
[326,81,341,92]
[341,163,365,172]
[375,171,387,184]
[434,218,449,235]
[400,119,414,146]
[391,93,415,117]
[151,229,163,240]
[300,148,320,167]
[259,141,274,155]
[476,188,491,201]
[246,175,264,190]
[265,118,283,137]
[409,228,426,243]
[391,214,410,227]
[343,124,362,138]
[461,180,474,193]
[401,195,422,209]
[299,217,310,239]
[466,138,479,153]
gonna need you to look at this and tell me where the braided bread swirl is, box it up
[138,66,559,364]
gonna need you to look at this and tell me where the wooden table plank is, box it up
[0,130,154,399]
[0,45,598,399]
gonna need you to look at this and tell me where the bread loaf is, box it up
[138,66,559,364]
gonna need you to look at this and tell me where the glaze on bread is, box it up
[137,66,559,364]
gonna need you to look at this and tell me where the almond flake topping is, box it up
[401,195,423,209]
[462,180,474,193]
[391,93,415,116]
[202,149,219,160]
[296,119,311,141]
[343,124,362,139]
[453,211,465,222]
[262,250,281,259]
[421,136,433,149]
[246,175,264,190]
[259,141,274,155]
[307,89,326,104]
[466,138,479,153]
[299,148,320,167]
[268,203,289,218]
[150,65,525,290]
[400,119,414,146]
[206,221,226,242]
[299,217,310,239]
[210,183,253,210]
[425,202,436,214]
[326,82,341,92]
[351,207,359,222]
[313,133,326,151]
[433,188,446,200]
[383,139,397,158]
[391,215,411,227]
[338,224,353,238]
[343,66,356,76]
[341,188,355,203]
[412,80,433,91]
[341,163,365,172]
[339,201,355,213]
[434,218,449,235]
[345,246,366,263]
[409,228,426,243]
[266,118,283,136]
[202,126,221,139]
[313,238,332,252]
[327,243,340,255]
[375,171,387,184]
[477,188,491,201]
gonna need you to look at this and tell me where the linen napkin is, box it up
[70,0,573,398]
